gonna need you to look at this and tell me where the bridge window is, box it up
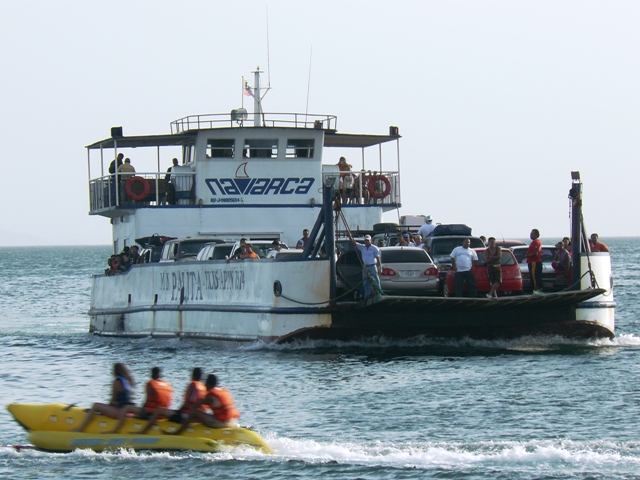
[286,139,314,158]
[243,139,278,158]
[207,139,235,158]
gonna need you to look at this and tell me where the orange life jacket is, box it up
[207,387,241,422]
[180,381,207,413]
[143,379,174,413]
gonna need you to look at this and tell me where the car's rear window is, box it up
[381,249,431,263]
[431,238,484,255]
[212,245,233,259]
[512,247,556,263]
[181,241,210,256]
[476,250,517,266]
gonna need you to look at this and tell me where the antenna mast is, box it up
[305,47,313,123]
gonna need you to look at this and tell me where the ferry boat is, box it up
[87,68,615,343]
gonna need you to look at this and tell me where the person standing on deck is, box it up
[417,215,435,238]
[590,233,610,252]
[485,237,502,298]
[450,238,478,297]
[355,235,382,298]
[524,228,543,294]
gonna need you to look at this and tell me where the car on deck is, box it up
[495,239,527,248]
[444,248,522,297]
[379,246,439,295]
[509,245,565,292]
[160,238,225,262]
[196,243,234,261]
[423,235,486,293]
[228,240,289,259]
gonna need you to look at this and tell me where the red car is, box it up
[444,248,522,297]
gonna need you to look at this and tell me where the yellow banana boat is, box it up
[7,403,272,454]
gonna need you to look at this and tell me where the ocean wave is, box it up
[2,438,640,471]
[241,334,640,353]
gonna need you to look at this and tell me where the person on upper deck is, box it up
[590,233,610,252]
[164,158,179,204]
[169,374,240,434]
[417,215,435,238]
[108,154,124,206]
[337,158,356,204]
[118,158,135,180]
[109,153,124,174]
[106,366,174,434]
[71,363,136,432]
[138,367,207,434]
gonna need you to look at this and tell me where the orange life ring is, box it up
[125,176,150,201]
[367,175,391,199]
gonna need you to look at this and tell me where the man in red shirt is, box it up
[524,229,543,294]
[590,233,610,252]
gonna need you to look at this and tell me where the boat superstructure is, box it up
[88,68,401,251]
[87,69,614,343]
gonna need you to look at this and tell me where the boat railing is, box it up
[322,170,400,206]
[89,171,196,212]
[89,169,399,214]
[170,113,338,134]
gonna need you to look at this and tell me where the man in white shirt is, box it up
[450,238,478,297]
[417,215,435,238]
[355,235,382,298]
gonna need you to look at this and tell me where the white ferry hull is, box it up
[90,260,333,343]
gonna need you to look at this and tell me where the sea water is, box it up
[1,239,639,479]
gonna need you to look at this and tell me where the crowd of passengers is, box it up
[104,229,317,275]
[105,245,142,275]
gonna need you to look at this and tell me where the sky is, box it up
[0,1,638,246]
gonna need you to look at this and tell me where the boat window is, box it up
[243,139,278,159]
[207,139,235,158]
[286,139,314,158]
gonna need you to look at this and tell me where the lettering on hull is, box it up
[159,270,245,301]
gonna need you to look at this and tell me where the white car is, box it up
[228,240,289,259]
[379,246,440,295]
[195,243,234,261]
[266,248,303,259]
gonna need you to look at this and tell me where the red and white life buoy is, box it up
[367,175,392,199]
[125,176,150,201]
